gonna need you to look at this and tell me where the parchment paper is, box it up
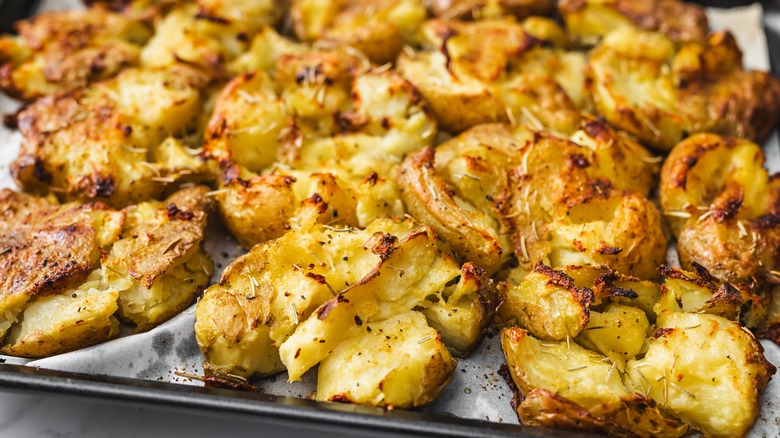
[0,2,778,435]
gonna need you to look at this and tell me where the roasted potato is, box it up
[317,310,456,408]
[103,186,213,330]
[290,0,427,65]
[204,33,436,248]
[588,27,780,150]
[626,311,776,438]
[11,66,210,207]
[397,18,586,134]
[502,327,689,437]
[429,0,554,21]
[196,194,496,407]
[0,7,152,100]
[498,263,593,342]
[0,187,213,358]
[660,133,780,286]
[558,0,708,45]
[140,1,283,79]
[399,120,665,278]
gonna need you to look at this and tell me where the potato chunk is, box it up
[397,18,585,134]
[317,311,456,408]
[197,196,496,407]
[0,187,213,357]
[502,327,689,437]
[0,8,151,99]
[626,312,776,438]
[399,121,664,278]
[12,66,210,207]
[559,0,708,45]
[204,33,436,248]
[104,186,213,330]
[660,133,780,286]
[588,28,780,150]
[498,263,593,341]
[140,2,283,79]
[429,0,554,21]
[1,273,120,358]
[290,0,427,64]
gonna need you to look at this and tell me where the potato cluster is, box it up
[0,186,213,357]
[0,0,777,435]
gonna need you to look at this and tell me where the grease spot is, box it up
[152,331,174,358]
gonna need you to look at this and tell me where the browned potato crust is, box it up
[429,0,554,21]
[203,31,436,248]
[399,121,664,278]
[11,66,211,207]
[0,8,151,100]
[588,28,780,150]
[397,18,586,134]
[290,0,427,65]
[0,187,213,357]
[660,133,780,287]
[559,0,708,44]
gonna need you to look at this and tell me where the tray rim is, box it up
[0,362,591,438]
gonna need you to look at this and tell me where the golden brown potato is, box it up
[498,263,593,341]
[0,189,124,346]
[204,33,436,248]
[399,121,665,278]
[660,134,780,286]
[626,311,776,438]
[290,0,427,65]
[429,0,554,21]
[588,27,780,150]
[197,195,496,407]
[0,187,213,357]
[11,66,210,207]
[559,0,708,45]
[316,311,456,408]
[502,327,689,437]
[0,8,152,100]
[140,1,283,79]
[103,186,213,330]
[397,18,586,134]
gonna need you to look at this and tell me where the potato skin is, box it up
[559,0,708,44]
[0,8,151,100]
[588,28,780,151]
[660,133,780,286]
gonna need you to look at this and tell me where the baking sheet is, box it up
[0,1,778,436]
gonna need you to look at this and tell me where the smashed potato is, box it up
[399,120,664,277]
[559,0,708,45]
[502,327,689,437]
[0,7,151,100]
[290,0,427,65]
[626,312,776,438]
[397,18,586,134]
[204,32,436,247]
[588,27,780,150]
[11,66,210,207]
[0,187,213,358]
[140,1,283,78]
[196,195,496,407]
[660,133,780,286]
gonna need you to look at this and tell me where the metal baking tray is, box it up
[0,1,779,437]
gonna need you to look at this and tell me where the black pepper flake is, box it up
[354,315,363,326]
